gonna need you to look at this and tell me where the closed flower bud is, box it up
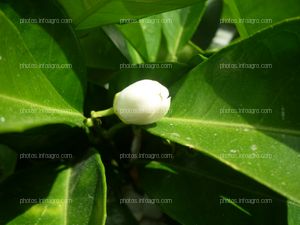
[113,80,171,125]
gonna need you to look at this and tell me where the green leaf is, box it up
[0,8,85,133]
[0,145,16,182]
[116,14,162,62]
[140,159,287,225]
[57,0,206,30]
[147,19,300,203]
[103,25,144,64]
[1,0,86,112]
[223,0,300,38]
[0,149,107,225]
[162,2,206,60]
[288,201,300,225]
[79,28,128,69]
[135,133,287,224]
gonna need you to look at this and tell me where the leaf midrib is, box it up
[64,169,71,225]
[162,117,300,136]
[1,12,84,119]
[0,94,82,117]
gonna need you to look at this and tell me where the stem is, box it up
[188,41,205,54]
[91,107,114,118]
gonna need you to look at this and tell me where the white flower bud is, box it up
[113,79,171,125]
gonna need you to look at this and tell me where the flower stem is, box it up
[91,108,114,118]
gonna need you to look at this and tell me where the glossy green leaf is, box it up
[138,15,162,62]
[116,14,162,62]
[58,0,206,30]
[109,24,149,62]
[162,2,206,60]
[0,8,84,133]
[0,149,107,225]
[135,133,287,224]
[147,19,300,203]
[223,0,300,38]
[103,25,144,64]
[1,0,86,112]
